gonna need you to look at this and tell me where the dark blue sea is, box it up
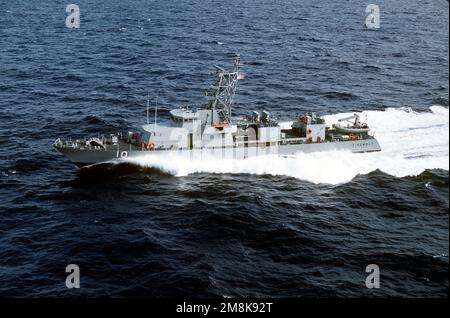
[0,0,448,297]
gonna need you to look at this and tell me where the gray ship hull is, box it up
[56,138,381,168]
[54,57,382,169]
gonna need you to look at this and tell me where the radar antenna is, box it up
[205,55,242,124]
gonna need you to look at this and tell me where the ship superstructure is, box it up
[54,56,381,167]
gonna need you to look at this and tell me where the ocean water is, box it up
[0,0,448,297]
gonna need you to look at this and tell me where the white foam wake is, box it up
[125,106,449,184]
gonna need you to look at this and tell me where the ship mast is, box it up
[205,55,241,124]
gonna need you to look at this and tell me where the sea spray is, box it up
[124,106,449,185]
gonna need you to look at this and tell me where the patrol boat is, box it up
[53,55,381,168]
